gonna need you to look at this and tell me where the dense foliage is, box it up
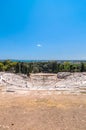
[0,60,86,75]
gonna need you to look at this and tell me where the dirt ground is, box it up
[0,91,86,130]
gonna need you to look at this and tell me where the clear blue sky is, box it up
[0,0,86,60]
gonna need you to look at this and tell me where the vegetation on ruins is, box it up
[0,60,86,75]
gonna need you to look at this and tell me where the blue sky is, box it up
[0,0,86,60]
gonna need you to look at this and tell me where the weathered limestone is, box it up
[57,72,71,79]
[0,72,86,94]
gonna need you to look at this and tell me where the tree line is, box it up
[0,60,86,75]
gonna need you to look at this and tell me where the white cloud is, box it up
[36,44,42,47]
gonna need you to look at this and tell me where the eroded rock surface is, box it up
[57,72,71,79]
[0,72,86,94]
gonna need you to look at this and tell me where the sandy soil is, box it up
[0,91,86,130]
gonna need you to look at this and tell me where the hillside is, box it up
[0,72,86,94]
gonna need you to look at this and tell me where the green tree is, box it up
[59,64,64,72]
[80,62,85,72]
[32,66,39,73]
[64,62,71,72]
[0,63,4,71]
[52,61,58,73]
